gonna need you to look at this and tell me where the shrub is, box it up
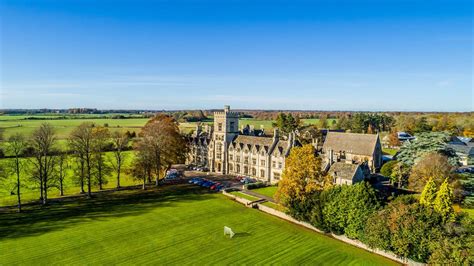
[322,182,380,239]
[246,182,266,190]
[380,160,397,177]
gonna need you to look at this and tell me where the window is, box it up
[273,172,281,180]
[216,153,221,159]
[272,160,276,168]
[229,164,233,172]
[252,158,257,165]
[218,123,223,131]
[252,168,257,176]
[230,121,235,131]
[244,166,249,175]
[260,160,265,166]
[278,162,282,169]
[236,164,241,173]
[236,156,240,162]
[244,157,249,164]
[229,154,233,161]
[260,169,265,178]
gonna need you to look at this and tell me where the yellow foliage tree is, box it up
[275,144,331,206]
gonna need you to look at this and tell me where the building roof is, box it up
[322,132,380,156]
[232,135,275,149]
[328,162,361,180]
[448,144,474,156]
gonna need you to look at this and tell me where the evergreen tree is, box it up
[434,178,454,222]
[419,178,437,208]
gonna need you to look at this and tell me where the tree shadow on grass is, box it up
[0,184,214,240]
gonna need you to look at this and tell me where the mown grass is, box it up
[229,191,260,201]
[250,186,278,199]
[0,184,399,265]
[0,151,138,206]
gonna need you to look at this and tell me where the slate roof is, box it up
[322,132,379,156]
[448,144,474,156]
[328,162,361,180]
[232,135,275,149]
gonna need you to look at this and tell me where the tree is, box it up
[390,161,409,188]
[275,144,330,207]
[139,114,188,185]
[380,160,397,177]
[30,123,57,205]
[92,126,111,190]
[322,182,380,239]
[111,131,129,188]
[69,123,94,197]
[272,113,301,134]
[419,178,437,208]
[7,133,27,212]
[130,142,153,190]
[396,132,458,167]
[55,152,68,196]
[319,115,328,129]
[434,178,454,222]
[387,131,401,147]
[408,153,453,191]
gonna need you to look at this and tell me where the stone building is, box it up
[187,105,298,184]
[322,132,382,172]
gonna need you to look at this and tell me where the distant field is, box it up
[0,114,330,139]
[0,184,398,265]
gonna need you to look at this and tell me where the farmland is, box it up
[0,184,398,265]
[0,114,330,139]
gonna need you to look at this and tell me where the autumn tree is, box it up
[408,153,453,191]
[92,126,111,190]
[30,123,57,205]
[69,123,94,197]
[275,144,330,207]
[138,114,188,185]
[111,131,129,189]
[434,179,454,222]
[387,131,401,147]
[130,143,153,190]
[7,133,27,212]
[419,178,437,208]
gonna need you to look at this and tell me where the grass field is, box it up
[0,114,329,140]
[229,191,260,201]
[251,186,278,199]
[0,151,138,206]
[0,184,398,265]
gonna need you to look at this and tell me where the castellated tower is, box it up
[211,105,239,174]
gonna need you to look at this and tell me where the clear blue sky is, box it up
[1,0,472,111]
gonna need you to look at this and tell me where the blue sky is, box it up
[1,0,472,111]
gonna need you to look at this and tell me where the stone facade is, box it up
[187,106,297,184]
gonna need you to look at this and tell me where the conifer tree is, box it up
[419,178,437,208]
[434,178,454,222]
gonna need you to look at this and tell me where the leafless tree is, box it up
[111,131,129,189]
[7,133,27,212]
[92,126,110,190]
[30,123,56,205]
[69,123,94,197]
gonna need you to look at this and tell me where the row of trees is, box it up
[1,114,188,212]
[275,144,472,264]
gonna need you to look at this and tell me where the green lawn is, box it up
[382,148,398,156]
[229,191,260,201]
[0,184,398,265]
[251,186,278,199]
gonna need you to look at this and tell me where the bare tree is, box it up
[30,123,56,205]
[92,126,110,190]
[69,123,94,197]
[7,133,27,212]
[56,152,69,196]
[111,131,129,189]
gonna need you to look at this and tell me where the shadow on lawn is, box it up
[0,184,214,240]
[233,232,251,238]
